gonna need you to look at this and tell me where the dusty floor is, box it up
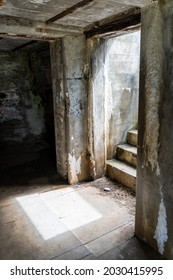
[0,144,163,260]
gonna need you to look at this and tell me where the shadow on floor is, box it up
[0,144,165,260]
[0,142,66,189]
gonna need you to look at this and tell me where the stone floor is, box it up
[0,144,164,260]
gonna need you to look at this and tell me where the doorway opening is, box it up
[104,30,141,192]
[0,37,58,187]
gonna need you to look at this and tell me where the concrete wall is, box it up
[0,48,54,146]
[87,38,106,179]
[50,40,68,179]
[64,36,90,184]
[88,32,140,179]
[105,31,140,159]
[136,0,173,259]
[50,35,90,183]
[50,32,140,182]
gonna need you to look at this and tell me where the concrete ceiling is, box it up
[0,1,150,25]
[0,0,151,51]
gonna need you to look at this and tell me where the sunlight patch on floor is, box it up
[16,187,103,240]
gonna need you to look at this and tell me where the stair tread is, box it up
[127,130,138,147]
[107,159,136,177]
[128,129,138,135]
[117,143,137,154]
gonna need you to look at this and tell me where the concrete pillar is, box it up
[63,35,90,184]
[87,38,106,179]
[50,39,68,179]
[136,0,173,259]
[50,35,90,184]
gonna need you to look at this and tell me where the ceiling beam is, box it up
[84,8,141,38]
[0,15,83,41]
[12,40,37,52]
[46,0,94,24]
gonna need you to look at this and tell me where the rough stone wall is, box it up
[105,31,140,159]
[0,47,54,146]
[31,48,55,145]
[136,0,173,259]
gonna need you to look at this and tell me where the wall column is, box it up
[64,35,90,184]
[87,38,106,179]
[136,0,173,259]
[50,39,67,179]
[50,35,90,184]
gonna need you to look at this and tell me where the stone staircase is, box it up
[106,130,138,192]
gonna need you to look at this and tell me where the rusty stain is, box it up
[46,0,94,24]
[158,0,166,8]
[0,0,4,7]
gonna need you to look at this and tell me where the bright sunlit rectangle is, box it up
[16,188,102,241]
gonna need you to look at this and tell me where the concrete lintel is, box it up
[0,15,83,40]
[84,7,141,38]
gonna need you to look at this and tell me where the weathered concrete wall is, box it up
[105,31,140,159]
[136,0,173,259]
[63,35,90,184]
[50,40,68,179]
[87,33,140,179]
[31,48,55,145]
[50,35,90,183]
[87,38,106,179]
[0,48,53,146]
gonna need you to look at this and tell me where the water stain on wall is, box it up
[0,0,4,8]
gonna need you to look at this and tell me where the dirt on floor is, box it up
[75,177,136,216]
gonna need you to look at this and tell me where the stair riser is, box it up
[127,133,138,147]
[116,147,137,167]
[107,164,136,192]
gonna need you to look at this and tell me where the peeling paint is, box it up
[144,4,163,174]
[90,151,97,179]
[68,154,81,184]
[154,187,168,255]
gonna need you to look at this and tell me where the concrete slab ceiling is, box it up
[0,1,150,23]
[0,0,150,40]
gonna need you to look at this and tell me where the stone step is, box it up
[106,159,136,192]
[116,143,137,167]
[127,130,138,147]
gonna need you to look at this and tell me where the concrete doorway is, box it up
[104,30,140,193]
[0,34,163,261]
[0,37,57,186]
[88,30,140,189]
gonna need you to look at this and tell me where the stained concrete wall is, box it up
[104,31,140,159]
[0,48,54,146]
[87,38,106,179]
[136,0,173,259]
[50,33,140,183]
[88,32,140,179]
[50,35,90,183]
[50,40,67,179]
